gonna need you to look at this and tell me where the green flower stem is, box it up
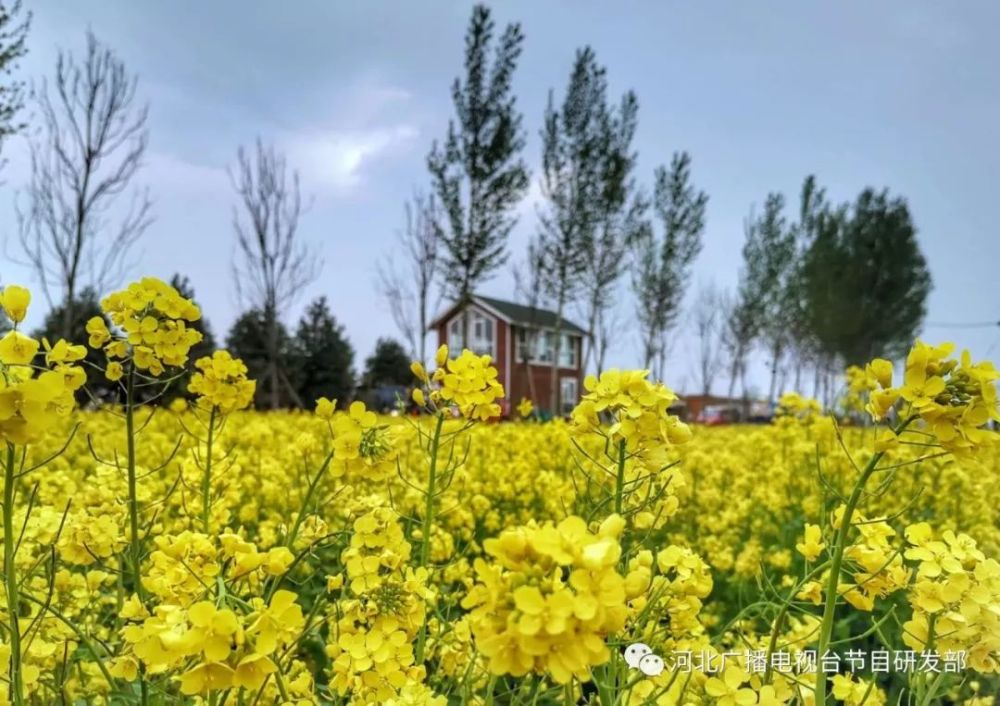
[415,412,445,665]
[4,442,25,706]
[614,439,627,517]
[202,406,218,533]
[124,364,146,606]
[284,450,334,551]
[123,364,151,706]
[813,416,913,705]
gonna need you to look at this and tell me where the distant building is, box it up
[681,394,773,424]
[429,295,586,417]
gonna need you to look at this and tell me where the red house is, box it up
[429,295,587,417]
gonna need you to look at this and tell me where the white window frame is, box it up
[560,377,579,415]
[516,328,578,368]
[447,308,495,357]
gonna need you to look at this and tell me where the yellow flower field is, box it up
[1,279,998,705]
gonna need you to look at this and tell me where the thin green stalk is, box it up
[418,413,445,568]
[614,439,626,516]
[813,416,913,705]
[124,365,150,706]
[4,443,25,706]
[202,406,218,533]
[415,412,445,664]
[283,450,334,551]
[124,365,146,605]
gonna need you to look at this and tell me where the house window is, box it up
[560,377,579,415]
[515,328,535,362]
[515,329,577,367]
[537,331,555,363]
[558,334,576,368]
[448,310,494,356]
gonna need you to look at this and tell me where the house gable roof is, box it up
[429,294,588,336]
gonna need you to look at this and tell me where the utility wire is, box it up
[925,320,1000,329]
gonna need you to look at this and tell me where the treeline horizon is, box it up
[0,3,932,412]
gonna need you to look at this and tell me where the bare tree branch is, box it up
[15,31,150,337]
[230,137,319,409]
[375,190,440,365]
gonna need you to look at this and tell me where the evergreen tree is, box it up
[291,297,355,407]
[802,188,931,366]
[226,309,295,408]
[428,4,529,343]
[362,338,413,389]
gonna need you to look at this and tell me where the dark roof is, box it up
[430,294,588,336]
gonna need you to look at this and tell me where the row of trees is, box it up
[692,176,931,406]
[378,4,932,411]
[1,3,934,410]
[0,5,410,408]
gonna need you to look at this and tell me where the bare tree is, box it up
[375,190,440,365]
[591,297,625,375]
[691,281,725,397]
[17,31,150,338]
[231,138,319,409]
[0,0,30,176]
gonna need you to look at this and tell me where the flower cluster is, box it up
[115,588,304,695]
[865,341,999,455]
[87,276,203,377]
[188,350,256,412]
[570,369,691,470]
[411,345,504,420]
[462,515,628,683]
[326,508,435,703]
[329,401,398,480]
[903,523,1000,674]
[0,284,85,444]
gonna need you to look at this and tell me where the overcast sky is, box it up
[1,1,998,395]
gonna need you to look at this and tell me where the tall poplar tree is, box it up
[631,152,707,378]
[428,4,529,345]
[536,47,609,412]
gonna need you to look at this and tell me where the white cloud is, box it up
[144,151,229,195]
[287,124,418,194]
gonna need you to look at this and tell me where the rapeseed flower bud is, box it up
[0,284,30,323]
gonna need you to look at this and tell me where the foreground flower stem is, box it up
[123,365,152,706]
[813,416,912,705]
[415,412,445,664]
[124,365,146,606]
[613,439,627,516]
[201,406,218,533]
[4,442,25,706]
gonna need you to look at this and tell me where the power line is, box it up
[925,320,1000,329]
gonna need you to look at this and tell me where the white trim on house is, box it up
[560,376,580,415]
[445,304,497,359]
[513,327,580,369]
[469,296,511,324]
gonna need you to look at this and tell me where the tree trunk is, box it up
[767,343,780,406]
[266,307,280,409]
[582,290,599,375]
[550,298,565,417]
[418,288,427,366]
[522,328,537,410]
